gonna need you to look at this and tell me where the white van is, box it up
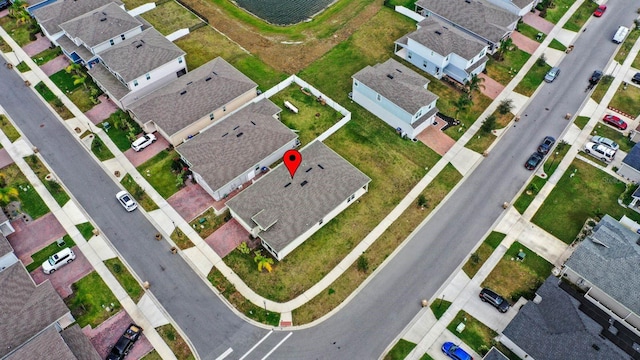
[613,26,629,44]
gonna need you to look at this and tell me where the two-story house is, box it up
[485,0,540,16]
[415,0,519,53]
[351,59,439,140]
[395,18,489,84]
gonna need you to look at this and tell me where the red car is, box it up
[603,114,627,130]
[593,5,606,17]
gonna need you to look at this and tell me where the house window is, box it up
[109,39,114,46]
[146,73,150,80]
[133,80,138,87]
[435,67,440,74]
[255,165,260,171]
[415,109,422,118]
[347,194,356,203]
[209,113,214,120]
[354,80,358,86]
[423,60,427,68]
[408,52,412,59]
[121,34,125,41]
[430,51,434,56]
[179,57,183,64]
[376,94,381,102]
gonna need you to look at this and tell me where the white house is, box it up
[395,18,489,84]
[617,142,640,183]
[485,0,539,16]
[226,141,371,261]
[176,98,299,201]
[351,59,439,139]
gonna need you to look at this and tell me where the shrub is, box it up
[417,194,428,208]
[497,99,514,115]
[357,255,369,273]
[481,115,496,133]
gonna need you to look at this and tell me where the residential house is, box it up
[395,18,489,83]
[561,215,640,337]
[0,232,18,272]
[352,59,438,139]
[89,27,187,109]
[176,99,298,201]
[414,0,519,52]
[617,142,640,183]
[485,0,539,16]
[482,348,509,360]
[126,57,257,146]
[31,0,123,43]
[226,141,371,261]
[5,325,101,360]
[500,276,631,360]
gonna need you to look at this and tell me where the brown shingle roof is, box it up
[59,3,142,48]
[5,327,76,360]
[32,0,123,36]
[60,324,102,360]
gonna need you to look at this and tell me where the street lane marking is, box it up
[215,348,233,360]
[239,330,273,360]
[261,332,293,360]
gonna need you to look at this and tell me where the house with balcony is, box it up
[414,0,519,52]
[126,57,257,146]
[351,59,438,139]
[226,141,371,261]
[176,99,299,201]
[395,18,489,84]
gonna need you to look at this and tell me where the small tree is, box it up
[254,250,274,273]
[357,255,369,273]
[536,53,547,67]
[481,114,496,133]
[497,99,514,115]
[0,186,19,206]
[453,95,472,118]
[417,194,428,208]
[465,74,485,100]
[470,252,481,265]
[495,37,513,62]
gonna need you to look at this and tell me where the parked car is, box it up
[131,133,156,152]
[479,288,510,313]
[593,4,606,17]
[589,70,603,84]
[42,248,76,274]
[525,152,544,170]
[583,141,616,162]
[591,135,619,151]
[0,0,9,11]
[107,323,143,360]
[537,136,556,155]
[631,72,640,85]
[603,114,628,130]
[442,342,473,360]
[116,191,138,212]
[544,67,560,83]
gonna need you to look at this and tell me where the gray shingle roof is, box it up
[98,27,185,83]
[416,0,519,43]
[0,263,70,358]
[60,324,102,360]
[32,0,124,36]
[5,327,76,360]
[127,57,256,136]
[56,35,94,63]
[512,0,534,9]
[564,215,640,315]
[177,99,296,193]
[622,142,640,170]
[482,348,509,360]
[0,232,12,258]
[502,276,628,360]
[405,18,488,59]
[226,141,371,253]
[88,62,131,100]
[59,3,141,48]
[352,59,438,115]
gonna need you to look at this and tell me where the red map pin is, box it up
[283,149,302,179]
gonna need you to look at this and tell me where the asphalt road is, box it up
[0,3,637,359]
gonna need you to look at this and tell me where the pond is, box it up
[234,0,335,25]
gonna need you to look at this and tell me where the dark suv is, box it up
[107,324,143,360]
[479,288,510,313]
[632,72,640,85]
[0,0,9,11]
[589,70,603,84]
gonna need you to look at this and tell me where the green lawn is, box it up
[120,174,159,211]
[446,310,497,356]
[384,339,417,360]
[64,271,120,328]
[614,28,640,64]
[155,324,196,360]
[76,222,95,240]
[590,122,635,153]
[462,232,505,278]
[16,61,30,72]
[140,1,202,36]
[430,298,452,320]
[542,140,570,177]
[90,135,115,161]
[562,0,597,31]
[516,23,545,42]
[574,115,589,130]
[548,38,567,52]
[50,69,102,112]
[171,227,195,249]
[189,208,229,239]
[0,114,21,142]
[482,242,552,302]
[25,154,70,207]
[513,176,548,214]
[0,37,11,52]
[34,82,73,119]
[32,47,63,66]
[531,158,640,243]
[543,0,577,24]
[0,15,35,46]
[137,149,183,198]
[104,258,144,302]
[50,69,79,93]
[485,49,531,86]
[590,75,613,104]
[269,85,343,145]
[633,51,640,70]
[2,163,49,219]
[514,60,551,96]
[99,110,143,151]
[419,354,435,360]
[465,111,513,153]
[608,83,640,118]
[141,350,163,360]
[25,235,75,272]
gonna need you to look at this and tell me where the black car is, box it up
[479,288,510,313]
[0,0,8,11]
[632,72,640,85]
[537,136,555,155]
[524,152,543,170]
[107,324,143,360]
[589,70,603,84]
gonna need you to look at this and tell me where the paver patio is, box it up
[39,54,69,77]
[416,117,456,155]
[167,181,216,222]
[82,309,153,359]
[124,134,171,167]
[85,95,119,124]
[478,73,505,100]
[7,213,66,265]
[30,245,94,298]
[0,148,14,168]
[22,33,51,57]
[511,31,540,54]
[523,10,555,34]
[203,218,250,257]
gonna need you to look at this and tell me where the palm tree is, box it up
[453,94,472,118]
[0,186,19,206]
[8,0,26,18]
[65,63,82,77]
[254,250,274,273]
[496,37,513,61]
[465,74,485,100]
[72,74,88,90]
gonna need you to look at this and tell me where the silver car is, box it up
[116,191,138,212]
[544,67,560,82]
[591,135,619,151]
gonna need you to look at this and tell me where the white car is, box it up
[131,133,156,152]
[591,135,619,151]
[583,141,616,162]
[42,248,76,274]
[116,191,138,212]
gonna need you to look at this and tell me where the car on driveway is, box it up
[603,114,627,130]
[131,133,156,152]
[589,70,603,84]
[442,342,473,360]
[593,4,606,17]
[107,323,143,360]
[583,141,616,162]
[537,136,556,155]
[42,248,76,274]
[116,191,138,212]
[479,288,510,313]
[591,135,619,151]
[632,72,640,85]
[544,67,560,82]
[525,152,544,170]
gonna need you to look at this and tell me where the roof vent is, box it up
[300,180,308,187]
[233,125,240,130]
[590,236,609,248]
[99,12,107,21]
[222,132,229,137]
[465,0,471,3]
[284,182,291,188]
[387,74,394,79]
[236,132,244,138]
[305,167,312,173]
[318,164,324,169]
[395,68,403,73]
[179,90,187,95]
[435,30,442,35]
[592,344,600,351]
[205,77,212,81]
[133,40,145,49]
[212,71,218,76]
[187,81,193,85]
[250,121,256,125]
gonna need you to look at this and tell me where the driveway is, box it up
[167,182,215,222]
[123,134,170,167]
[22,33,51,57]
[6,213,66,266]
[85,95,119,125]
[30,245,94,298]
[478,73,505,100]
[523,10,555,34]
[0,148,14,168]
[82,309,153,359]
[203,218,250,257]
[416,117,456,155]
[511,31,540,54]
[39,55,69,77]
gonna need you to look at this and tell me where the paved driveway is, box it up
[7,213,66,266]
[82,309,153,359]
[203,219,250,257]
[30,245,94,298]
[511,31,540,54]
[416,117,456,155]
[478,73,505,100]
[85,95,119,125]
[523,10,555,34]
[0,148,14,168]
[22,33,51,57]
[124,134,170,167]
[39,55,69,77]
[167,182,215,222]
